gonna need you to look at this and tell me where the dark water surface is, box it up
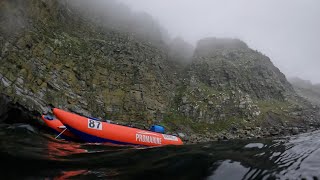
[1,124,320,180]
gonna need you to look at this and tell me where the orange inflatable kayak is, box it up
[41,115,80,141]
[52,108,184,146]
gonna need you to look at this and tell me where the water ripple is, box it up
[2,124,320,179]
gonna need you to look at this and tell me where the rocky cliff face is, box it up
[0,0,177,125]
[191,38,293,100]
[0,0,319,140]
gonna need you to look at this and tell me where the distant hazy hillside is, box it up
[289,77,320,106]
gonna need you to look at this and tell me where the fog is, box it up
[117,0,320,84]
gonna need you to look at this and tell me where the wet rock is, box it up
[177,132,186,139]
[291,127,299,135]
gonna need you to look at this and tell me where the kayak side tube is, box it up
[53,108,183,146]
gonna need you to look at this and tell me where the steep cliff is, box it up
[0,0,178,125]
[169,38,319,137]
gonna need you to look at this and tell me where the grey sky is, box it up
[118,0,320,84]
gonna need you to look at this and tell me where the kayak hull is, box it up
[53,108,183,146]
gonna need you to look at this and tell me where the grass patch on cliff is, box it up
[161,111,249,134]
[174,82,228,112]
[254,99,292,126]
[256,100,290,113]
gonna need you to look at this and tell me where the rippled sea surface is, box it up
[1,124,320,180]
